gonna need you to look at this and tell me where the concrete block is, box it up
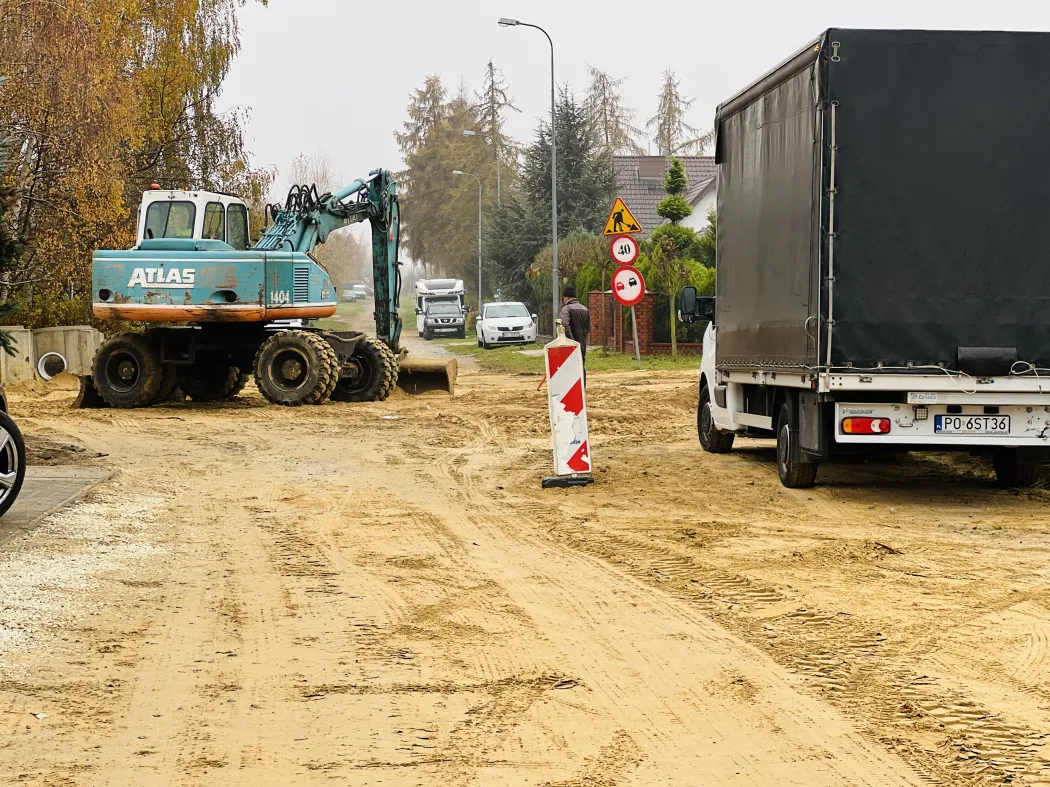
[32,326,103,377]
[0,326,34,384]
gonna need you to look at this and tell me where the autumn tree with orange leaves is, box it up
[0,0,269,328]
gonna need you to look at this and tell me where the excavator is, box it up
[83,169,455,408]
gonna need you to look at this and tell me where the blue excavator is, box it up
[85,169,453,407]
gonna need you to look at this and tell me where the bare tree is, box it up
[286,150,341,194]
[646,69,714,156]
[584,66,644,155]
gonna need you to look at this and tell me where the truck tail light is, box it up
[842,417,892,435]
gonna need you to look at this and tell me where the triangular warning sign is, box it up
[603,197,642,236]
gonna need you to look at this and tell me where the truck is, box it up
[679,29,1050,489]
[413,278,466,336]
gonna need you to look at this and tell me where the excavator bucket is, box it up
[397,355,458,396]
[74,376,109,409]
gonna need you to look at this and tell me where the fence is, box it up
[588,291,703,356]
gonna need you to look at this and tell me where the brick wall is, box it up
[588,291,701,356]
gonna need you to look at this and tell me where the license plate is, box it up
[502,333,522,340]
[935,415,1011,435]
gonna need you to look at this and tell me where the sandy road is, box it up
[1,356,1050,785]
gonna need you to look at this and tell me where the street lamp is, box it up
[499,16,558,335]
[452,170,483,309]
[463,129,500,207]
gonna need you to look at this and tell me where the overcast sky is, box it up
[219,0,1050,196]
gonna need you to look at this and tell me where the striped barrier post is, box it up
[542,320,595,489]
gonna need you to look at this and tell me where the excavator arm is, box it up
[256,169,402,352]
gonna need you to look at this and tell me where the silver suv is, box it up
[423,302,466,340]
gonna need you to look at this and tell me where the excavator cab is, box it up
[137,186,251,250]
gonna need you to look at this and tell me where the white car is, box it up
[476,302,537,349]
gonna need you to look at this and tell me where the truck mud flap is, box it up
[799,391,827,460]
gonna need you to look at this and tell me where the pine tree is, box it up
[647,69,714,155]
[584,66,643,155]
[520,89,614,236]
[655,156,692,224]
[474,60,519,156]
[651,156,695,358]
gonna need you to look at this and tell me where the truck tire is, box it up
[331,336,398,403]
[698,386,735,454]
[178,364,241,402]
[254,331,337,406]
[0,410,27,519]
[92,333,164,408]
[777,401,818,489]
[992,449,1041,488]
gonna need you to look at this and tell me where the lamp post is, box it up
[463,130,500,207]
[452,170,483,309]
[498,16,558,335]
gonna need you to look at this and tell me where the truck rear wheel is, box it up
[698,387,735,453]
[254,331,337,406]
[777,401,818,488]
[178,364,241,402]
[92,334,164,408]
[992,449,1041,488]
[331,336,398,403]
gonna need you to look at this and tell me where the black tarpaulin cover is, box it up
[715,29,1050,371]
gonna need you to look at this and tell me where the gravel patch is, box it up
[0,493,165,671]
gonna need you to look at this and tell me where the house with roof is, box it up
[611,155,716,239]
[682,174,716,233]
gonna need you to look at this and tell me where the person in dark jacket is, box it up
[559,285,591,381]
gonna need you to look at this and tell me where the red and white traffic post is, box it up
[542,323,594,488]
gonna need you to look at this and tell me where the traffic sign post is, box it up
[611,265,646,370]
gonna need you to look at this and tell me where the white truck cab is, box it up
[414,278,466,336]
[136,185,251,250]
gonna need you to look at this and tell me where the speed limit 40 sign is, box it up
[610,234,639,265]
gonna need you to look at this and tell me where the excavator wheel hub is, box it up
[278,356,305,384]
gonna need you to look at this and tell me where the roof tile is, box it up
[612,156,716,238]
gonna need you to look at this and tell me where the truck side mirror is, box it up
[415,308,422,315]
[679,287,698,322]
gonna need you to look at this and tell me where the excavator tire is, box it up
[92,333,165,409]
[312,340,340,405]
[226,372,251,400]
[254,330,337,406]
[178,364,242,402]
[331,336,398,403]
[153,363,179,405]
